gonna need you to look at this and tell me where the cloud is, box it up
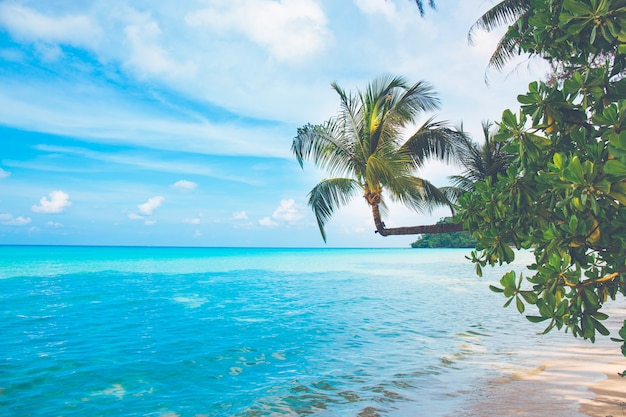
[0,168,10,178]
[259,216,277,227]
[144,219,156,225]
[0,3,100,49]
[46,221,63,228]
[32,190,72,213]
[353,0,397,19]
[137,196,164,215]
[0,213,32,226]
[184,218,201,225]
[128,213,143,220]
[186,0,330,62]
[232,210,248,220]
[172,179,197,191]
[271,198,305,222]
[123,12,197,79]
[259,199,305,227]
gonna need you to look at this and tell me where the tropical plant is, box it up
[445,120,512,201]
[456,0,626,356]
[467,0,532,72]
[469,0,625,80]
[292,75,464,242]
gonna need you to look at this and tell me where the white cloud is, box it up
[123,13,197,79]
[0,168,10,178]
[259,199,305,227]
[353,0,397,19]
[144,219,156,225]
[137,196,164,215]
[271,198,305,222]
[128,213,143,220]
[232,211,248,220]
[46,221,63,228]
[32,190,72,213]
[184,218,201,225]
[186,0,330,62]
[259,216,277,227]
[0,3,100,49]
[0,213,32,226]
[193,229,202,238]
[172,179,198,191]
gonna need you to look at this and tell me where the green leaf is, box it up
[582,314,596,339]
[563,0,593,14]
[563,156,585,183]
[516,295,526,313]
[594,319,610,336]
[527,315,550,323]
[520,291,538,304]
[604,160,626,176]
[489,285,504,293]
[609,131,626,151]
[553,153,564,169]
[501,271,516,291]
[619,322,626,339]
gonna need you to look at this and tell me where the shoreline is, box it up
[579,354,626,416]
[457,308,626,417]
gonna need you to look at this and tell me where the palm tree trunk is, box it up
[377,222,464,235]
[370,201,463,236]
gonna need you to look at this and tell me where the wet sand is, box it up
[457,308,626,417]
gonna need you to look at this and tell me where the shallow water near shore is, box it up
[0,246,620,416]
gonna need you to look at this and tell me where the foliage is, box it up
[411,218,477,248]
[407,0,436,16]
[444,121,512,202]
[292,75,464,242]
[456,0,626,355]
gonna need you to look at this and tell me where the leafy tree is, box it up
[411,218,478,248]
[292,75,464,242]
[456,0,626,356]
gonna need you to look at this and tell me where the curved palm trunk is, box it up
[368,198,463,236]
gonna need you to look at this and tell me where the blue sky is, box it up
[0,0,547,248]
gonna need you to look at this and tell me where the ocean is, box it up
[0,246,615,416]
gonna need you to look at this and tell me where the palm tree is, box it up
[445,121,512,201]
[292,74,464,242]
[467,0,532,72]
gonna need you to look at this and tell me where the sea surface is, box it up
[0,246,615,416]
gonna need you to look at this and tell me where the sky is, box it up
[0,0,548,248]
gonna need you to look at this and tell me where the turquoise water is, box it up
[0,246,584,416]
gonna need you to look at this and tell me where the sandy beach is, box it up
[459,308,626,417]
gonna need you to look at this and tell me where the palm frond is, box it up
[438,185,467,206]
[410,0,436,16]
[400,117,467,168]
[488,26,525,71]
[365,143,413,191]
[291,122,356,177]
[386,175,452,213]
[308,178,362,242]
[468,0,530,45]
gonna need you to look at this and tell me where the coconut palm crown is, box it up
[292,75,464,242]
[446,121,512,199]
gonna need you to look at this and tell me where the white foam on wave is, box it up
[171,295,207,309]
